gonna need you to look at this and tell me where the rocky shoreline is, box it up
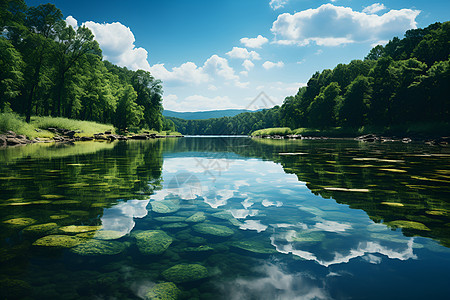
[252,133,449,146]
[0,128,184,148]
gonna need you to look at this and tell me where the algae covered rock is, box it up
[192,224,234,237]
[135,230,173,255]
[70,240,127,256]
[3,217,36,228]
[162,264,208,283]
[145,282,180,300]
[59,225,102,234]
[185,212,206,223]
[94,230,126,240]
[150,200,180,214]
[231,241,277,254]
[183,245,214,253]
[385,220,431,231]
[154,216,186,223]
[23,223,58,236]
[161,223,189,230]
[33,235,84,248]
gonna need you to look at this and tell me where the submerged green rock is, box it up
[59,225,102,233]
[94,230,126,240]
[183,245,214,253]
[23,223,58,236]
[162,264,208,283]
[385,220,431,231]
[290,231,326,243]
[70,240,127,256]
[33,235,84,248]
[231,241,277,254]
[3,217,37,227]
[135,230,173,255]
[145,282,180,300]
[185,212,206,223]
[154,216,186,223]
[193,224,234,237]
[150,201,180,214]
[161,223,189,230]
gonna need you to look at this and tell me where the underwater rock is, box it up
[23,223,58,236]
[144,282,180,300]
[0,278,31,299]
[211,211,234,220]
[385,220,431,231]
[192,224,234,237]
[161,223,189,230]
[59,225,102,234]
[70,240,127,256]
[185,212,206,223]
[154,216,187,223]
[94,230,126,240]
[230,241,277,254]
[33,235,84,248]
[183,245,214,253]
[135,230,173,255]
[3,217,37,227]
[162,264,208,283]
[286,230,326,243]
[150,201,180,214]
[50,214,69,220]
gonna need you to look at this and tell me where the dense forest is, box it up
[0,0,169,131]
[169,22,449,135]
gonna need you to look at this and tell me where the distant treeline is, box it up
[169,22,449,135]
[0,0,169,131]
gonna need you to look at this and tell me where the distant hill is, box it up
[162,109,258,120]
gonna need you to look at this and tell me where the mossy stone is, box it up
[154,216,186,223]
[94,230,126,240]
[59,225,102,233]
[211,211,234,220]
[289,231,326,243]
[183,245,214,253]
[23,223,58,236]
[70,240,127,256]
[150,201,180,214]
[33,235,84,248]
[162,264,208,283]
[185,212,206,223]
[385,220,431,231]
[192,224,234,237]
[135,230,173,255]
[3,217,37,227]
[145,282,180,300]
[161,223,189,230]
[230,241,277,254]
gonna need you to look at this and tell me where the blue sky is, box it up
[26,0,450,112]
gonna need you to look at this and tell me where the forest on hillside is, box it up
[169,22,449,135]
[0,0,170,131]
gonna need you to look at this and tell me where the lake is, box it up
[1,137,450,299]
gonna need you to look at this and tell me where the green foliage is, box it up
[251,127,292,136]
[0,1,163,130]
[0,112,38,137]
[31,116,114,135]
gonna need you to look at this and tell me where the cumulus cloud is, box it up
[150,54,241,85]
[226,47,261,60]
[270,0,289,10]
[271,3,420,46]
[83,20,151,71]
[262,61,284,70]
[240,35,269,48]
[363,3,387,14]
[242,59,255,71]
[65,16,78,29]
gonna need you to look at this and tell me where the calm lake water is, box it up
[1,137,450,299]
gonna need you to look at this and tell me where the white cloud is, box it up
[150,54,239,85]
[240,35,269,48]
[271,3,420,46]
[226,47,261,60]
[65,16,78,29]
[239,220,268,233]
[270,0,289,10]
[263,61,284,70]
[240,71,248,77]
[242,59,255,71]
[363,3,387,14]
[208,84,218,91]
[83,20,151,71]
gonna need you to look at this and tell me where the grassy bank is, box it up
[251,123,450,139]
[0,113,115,139]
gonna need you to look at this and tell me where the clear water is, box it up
[1,137,450,299]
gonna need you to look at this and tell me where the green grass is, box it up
[31,116,115,136]
[0,113,115,138]
[251,127,293,137]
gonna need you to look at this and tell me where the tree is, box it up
[0,37,24,111]
[114,84,144,130]
[307,82,341,128]
[336,76,371,127]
